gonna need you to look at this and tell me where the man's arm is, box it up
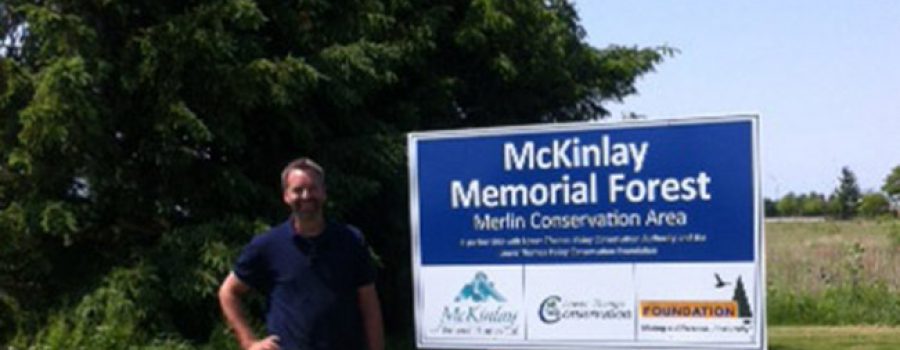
[357,283,384,350]
[218,272,280,350]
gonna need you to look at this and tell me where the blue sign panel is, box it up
[411,118,756,265]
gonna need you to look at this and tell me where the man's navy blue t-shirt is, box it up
[233,220,376,350]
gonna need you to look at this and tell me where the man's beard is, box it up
[291,206,321,221]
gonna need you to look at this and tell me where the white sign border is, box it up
[407,114,765,350]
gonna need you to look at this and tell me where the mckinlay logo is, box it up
[455,271,506,302]
[430,271,520,337]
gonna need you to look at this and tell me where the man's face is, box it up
[282,168,327,220]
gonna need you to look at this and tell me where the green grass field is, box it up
[764,220,900,349]
[766,219,900,295]
[769,325,900,350]
[386,326,900,350]
[766,219,900,325]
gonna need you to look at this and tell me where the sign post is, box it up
[408,116,764,349]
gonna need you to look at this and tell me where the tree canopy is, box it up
[1,0,670,347]
[884,165,900,206]
[831,166,862,219]
[858,193,890,217]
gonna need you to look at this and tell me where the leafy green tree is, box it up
[775,191,827,217]
[858,193,890,217]
[798,192,826,216]
[1,0,670,347]
[764,198,779,217]
[884,165,900,211]
[776,192,800,217]
[825,194,842,218]
[831,167,861,219]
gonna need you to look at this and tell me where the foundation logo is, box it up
[538,295,632,324]
[640,274,753,319]
[430,271,520,337]
[641,301,738,318]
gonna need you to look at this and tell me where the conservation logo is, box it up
[538,295,632,324]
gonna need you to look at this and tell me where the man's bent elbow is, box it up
[219,273,248,304]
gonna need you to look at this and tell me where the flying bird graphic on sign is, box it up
[714,273,732,288]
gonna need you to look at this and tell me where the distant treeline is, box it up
[766,166,900,218]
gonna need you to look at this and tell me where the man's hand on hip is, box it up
[247,335,280,350]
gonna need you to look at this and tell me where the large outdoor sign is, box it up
[407,116,764,350]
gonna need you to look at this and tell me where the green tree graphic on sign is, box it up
[732,276,753,318]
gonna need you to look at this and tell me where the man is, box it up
[218,158,384,350]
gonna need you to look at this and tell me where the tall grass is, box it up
[767,219,900,325]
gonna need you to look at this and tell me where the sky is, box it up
[576,0,900,199]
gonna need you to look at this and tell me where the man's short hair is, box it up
[281,157,325,190]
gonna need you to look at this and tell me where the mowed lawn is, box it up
[770,325,900,350]
[387,326,900,350]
